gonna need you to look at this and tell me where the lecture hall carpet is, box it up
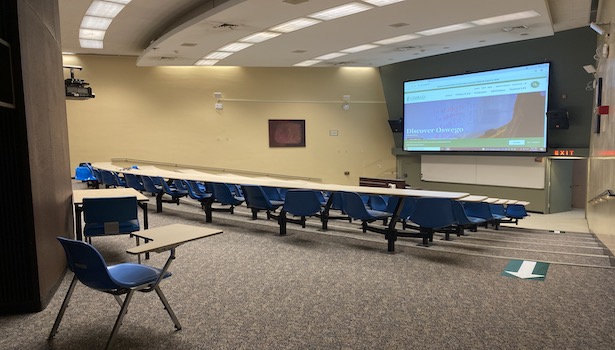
[1,185,614,350]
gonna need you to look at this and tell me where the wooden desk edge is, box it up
[126,230,223,255]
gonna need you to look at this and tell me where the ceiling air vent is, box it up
[214,23,239,30]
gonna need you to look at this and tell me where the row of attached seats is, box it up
[84,168,529,246]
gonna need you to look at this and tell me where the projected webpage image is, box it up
[403,63,549,152]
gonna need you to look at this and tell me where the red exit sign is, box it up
[553,149,575,156]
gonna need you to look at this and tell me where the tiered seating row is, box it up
[81,162,529,252]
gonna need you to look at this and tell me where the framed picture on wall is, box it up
[269,119,306,147]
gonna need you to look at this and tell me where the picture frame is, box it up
[269,119,305,147]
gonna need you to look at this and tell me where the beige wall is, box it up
[587,1,615,252]
[62,55,396,185]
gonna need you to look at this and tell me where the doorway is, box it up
[548,158,588,213]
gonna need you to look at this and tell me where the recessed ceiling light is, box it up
[374,34,420,45]
[79,39,104,49]
[217,42,253,52]
[341,44,379,53]
[195,59,218,66]
[363,0,405,6]
[416,22,475,36]
[309,2,373,21]
[205,52,234,60]
[294,60,322,67]
[81,16,113,30]
[314,52,348,60]
[471,10,541,26]
[270,18,321,33]
[79,28,106,40]
[86,1,125,18]
[239,31,281,43]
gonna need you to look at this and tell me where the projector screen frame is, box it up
[402,62,551,154]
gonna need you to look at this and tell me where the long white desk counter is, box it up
[93,162,470,200]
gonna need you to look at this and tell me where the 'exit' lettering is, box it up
[554,150,574,156]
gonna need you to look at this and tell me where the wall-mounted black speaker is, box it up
[547,109,569,129]
[388,118,403,133]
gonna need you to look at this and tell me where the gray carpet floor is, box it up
[1,187,614,350]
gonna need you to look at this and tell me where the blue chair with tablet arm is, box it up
[49,237,180,350]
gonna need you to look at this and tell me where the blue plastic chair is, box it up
[49,237,180,350]
[124,173,146,192]
[211,182,245,214]
[75,163,98,188]
[339,192,392,233]
[463,202,500,229]
[321,192,351,226]
[100,170,120,188]
[407,197,457,244]
[385,196,416,228]
[83,196,140,243]
[75,163,96,181]
[262,186,283,201]
[489,204,508,220]
[278,189,323,235]
[159,177,188,200]
[113,172,127,187]
[181,180,215,222]
[173,179,189,191]
[505,203,529,224]
[141,175,162,196]
[452,200,486,237]
[183,180,212,203]
[92,168,103,186]
[241,185,284,220]
[368,195,389,211]
[147,176,188,213]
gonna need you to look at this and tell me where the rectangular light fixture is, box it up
[471,10,541,26]
[362,0,404,6]
[205,52,234,60]
[81,16,113,30]
[314,52,348,60]
[416,22,475,36]
[79,39,104,49]
[239,31,281,43]
[270,18,321,33]
[195,59,219,66]
[294,59,321,67]
[79,28,106,40]
[374,34,420,45]
[341,44,379,53]
[309,2,373,21]
[86,1,125,18]
[217,42,253,52]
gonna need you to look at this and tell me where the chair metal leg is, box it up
[49,275,79,340]
[106,290,135,350]
[279,211,287,236]
[155,286,182,330]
